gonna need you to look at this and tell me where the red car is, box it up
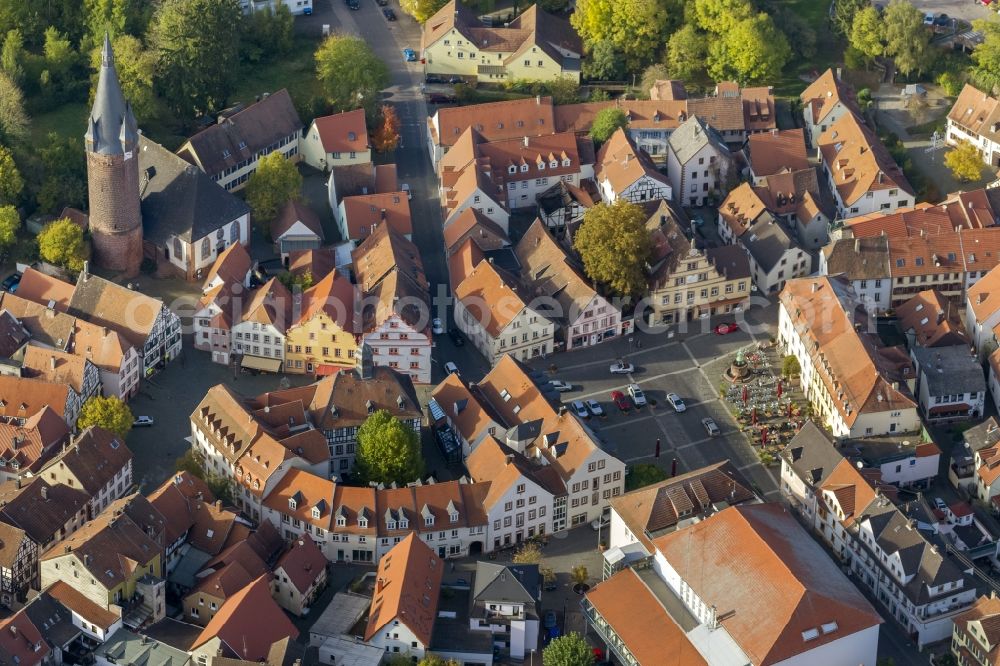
[610,390,630,412]
[714,322,739,335]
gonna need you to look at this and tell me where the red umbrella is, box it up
[751,408,758,425]
[776,381,783,398]
[761,427,768,446]
[742,386,749,405]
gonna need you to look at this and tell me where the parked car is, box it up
[426,93,457,104]
[133,416,155,427]
[610,361,633,374]
[432,318,444,335]
[549,380,573,392]
[666,393,686,412]
[346,0,360,9]
[1,272,20,293]
[627,384,646,407]
[934,13,950,26]
[375,0,388,5]
[444,361,459,375]
[402,48,417,62]
[383,7,396,19]
[923,12,934,25]
[571,401,588,419]
[543,579,558,591]
[448,328,464,346]
[543,611,557,628]
[702,417,720,436]
[303,5,312,13]
[425,75,446,84]
[933,497,947,511]
[585,399,604,417]
[401,183,412,200]
[714,322,739,335]
[610,390,630,412]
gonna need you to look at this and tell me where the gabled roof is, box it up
[272,200,325,242]
[41,426,132,496]
[340,191,412,241]
[69,272,166,348]
[44,579,122,630]
[948,84,1000,143]
[585,568,705,666]
[817,112,914,206]
[0,606,50,666]
[653,503,882,665]
[443,207,509,254]
[747,129,809,178]
[193,576,299,660]
[351,221,427,293]
[668,115,729,165]
[275,536,327,594]
[147,471,217,546]
[0,405,69,474]
[292,269,360,333]
[895,289,968,348]
[311,109,368,155]
[819,459,879,527]
[21,346,93,393]
[179,90,303,177]
[203,242,253,290]
[14,269,73,311]
[0,311,27,357]
[0,376,70,422]
[0,477,89,545]
[473,561,539,606]
[969,263,1000,322]
[364,533,442,646]
[954,594,1000,665]
[800,68,857,126]
[454,260,531,338]
[239,277,292,329]
[595,128,670,195]
[140,136,250,244]
[779,420,843,488]
[0,290,77,350]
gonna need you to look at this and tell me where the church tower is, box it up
[85,34,142,277]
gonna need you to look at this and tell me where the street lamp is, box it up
[530,649,535,665]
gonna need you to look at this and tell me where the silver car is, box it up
[627,384,647,407]
[667,393,686,412]
[571,400,589,419]
[585,399,604,417]
[701,417,720,436]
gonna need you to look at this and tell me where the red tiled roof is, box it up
[193,576,298,660]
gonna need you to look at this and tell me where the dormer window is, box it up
[520,164,528,173]
[359,517,368,528]
[238,141,247,150]
[336,516,346,527]
[508,165,516,174]
[399,518,409,529]
[562,158,570,167]
[311,507,321,519]
[288,497,297,510]
[538,162,545,171]
[550,160,557,168]
[425,515,434,527]
[388,520,397,530]
[450,512,458,523]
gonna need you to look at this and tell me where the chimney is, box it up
[50,356,56,370]
[523,136,529,148]
[505,454,514,466]
[215,499,222,510]
[377,577,385,592]
[811,282,819,293]
[836,67,842,80]
[536,95,541,105]
[81,261,89,280]
[855,238,860,253]
[40,485,47,501]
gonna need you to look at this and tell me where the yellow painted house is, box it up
[421,1,582,84]
[39,496,165,614]
[284,270,361,375]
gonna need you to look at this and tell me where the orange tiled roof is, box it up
[895,289,968,348]
[341,192,412,240]
[949,84,1000,143]
[817,113,913,206]
[364,533,442,645]
[275,536,327,593]
[193,575,299,660]
[800,69,857,126]
[453,260,530,338]
[312,109,368,155]
[594,128,670,196]
[747,129,809,178]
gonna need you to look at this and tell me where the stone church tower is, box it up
[85,34,142,277]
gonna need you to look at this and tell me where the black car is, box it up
[383,7,396,19]
[448,328,465,347]
[934,13,950,26]
[346,0,360,9]
[426,93,457,104]
[447,76,463,84]
[425,75,446,84]
[376,0,388,5]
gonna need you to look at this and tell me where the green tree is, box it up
[945,141,986,182]
[972,17,1000,93]
[77,396,133,440]
[589,108,628,146]
[0,72,28,146]
[400,0,447,23]
[883,0,930,77]
[315,34,389,117]
[417,657,459,666]
[242,5,293,63]
[512,541,543,564]
[354,409,425,486]
[89,35,158,121]
[570,565,589,588]
[543,633,594,666]
[691,0,753,34]
[639,63,670,98]
[0,146,22,206]
[546,77,581,105]
[571,0,680,74]
[0,29,24,85]
[574,201,652,298]
[771,7,816,60]
[0,205,18,250]
[84,0,154,43]
[832,0,869,36]
[707,13,791,84]
[625,463,667,491]
[245,151,302,235]
[149,0,243,119]
[582,39,624,81]
[41,26,77,83]
[278,270,314,292]
[37,217,87,272]
[665,24,707,82]
[34,133,87,213]
[781,355,801,378]
[175,448,206,477]
[849,6,885,62]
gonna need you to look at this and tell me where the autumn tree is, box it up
[691,0,753,34]
[77,396,134,440]
[707,13,791,84]
[89,35,158,121]
[149,0,242,119]
[372,105,401,153]
[972,17,1000,93]
[0,146,22,206]
[849,6,885,62]
[354,409,425,486]
[832,0,869,36]
[244,151,302,235]
[38,218,86,272]
[0,205,18,251]
[883,0,931,77]
[543,633,594,666]
[512,541,543,565]
[0,72,28,146]
[588,108,628,146]
[315,34,389,117]
[571,0,680,74]
[400,0,447,23]
[574,200,652,298]
[945,141,985,182]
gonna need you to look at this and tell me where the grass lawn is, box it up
[30,102,88,144]
[770,0,845,99]
[230,35,323,113]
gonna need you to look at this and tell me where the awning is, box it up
[315,364,346,376]
[477,64,505,76]
[241,355,283,373]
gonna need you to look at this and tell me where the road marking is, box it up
[553,331,710,373]
[594,400,713,431]
[573,368,705,401]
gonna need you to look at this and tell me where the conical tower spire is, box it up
[85,33,138,155]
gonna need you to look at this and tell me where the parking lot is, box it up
[523,304,783,499]
[894,0,993,24]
